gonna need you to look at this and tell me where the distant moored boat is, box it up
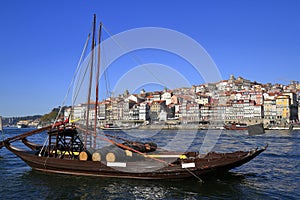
[224,123,248,130]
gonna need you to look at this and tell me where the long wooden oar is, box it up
[0,125,52,149]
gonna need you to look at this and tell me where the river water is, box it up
[0,128,299,199]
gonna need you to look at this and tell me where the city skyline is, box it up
[0,0,300,117]
[2,74,299,121]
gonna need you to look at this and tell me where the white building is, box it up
[73,104,86,120]
[264,99,277,121]
[158,110,167,121]
[139,102,149,121]
[161,91,172,105]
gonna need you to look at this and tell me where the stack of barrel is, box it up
[79,141,157,162]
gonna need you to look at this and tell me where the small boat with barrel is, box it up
[224,122,265,135]
[100,123,139,131]
[0,15,267,180]
[224,123,248,130]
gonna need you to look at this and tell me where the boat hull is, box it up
[5,142,267,180]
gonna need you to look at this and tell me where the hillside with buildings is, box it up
[2,107,68,128]
[65,75,300,129]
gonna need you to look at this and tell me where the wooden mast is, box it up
[85,14,96,148]
[93,22,102,148]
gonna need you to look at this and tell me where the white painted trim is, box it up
[181,162,195,168]
[107,162,127,167]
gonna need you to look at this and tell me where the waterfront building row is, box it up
[68,92,299,125]
[66,76,300,125]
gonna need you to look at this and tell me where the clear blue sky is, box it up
[0,0,299,117]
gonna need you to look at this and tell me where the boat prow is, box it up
[22,138,43,150]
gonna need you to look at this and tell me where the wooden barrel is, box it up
[106,148,126,162]
[144,142,157,152]
[92,148,110,162]
[121,141,158,153]
[124,150,132,157]
[79,148,95,161]
[92,150,102,161]
[92,145,115,162]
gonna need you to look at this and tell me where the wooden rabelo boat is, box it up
[0,15,267,180]
[1,124,267,180]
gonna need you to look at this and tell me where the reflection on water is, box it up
[0,128,299,199]
[16,171,269,200]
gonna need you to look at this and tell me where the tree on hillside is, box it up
[40,107,65,123]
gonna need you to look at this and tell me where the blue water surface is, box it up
[0,128,299,199]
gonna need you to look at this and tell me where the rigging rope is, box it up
[72,58,92,105]
[41,34,91,152]
[53,33,91,127]
[184,168,204,183]
[38,137,49,157]
[102,24,168,90]
[72,38,92,105]
[100,42,112,99]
